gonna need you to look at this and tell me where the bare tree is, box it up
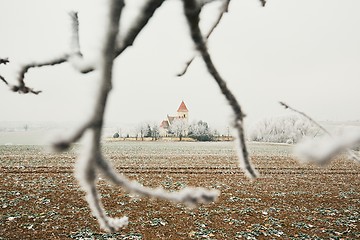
[1,0,267,232]
[135,122,148,141]
[248,114,320,144]
[169,118,189,141]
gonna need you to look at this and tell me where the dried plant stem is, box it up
[280,101,360,163]
[183,0,258,178]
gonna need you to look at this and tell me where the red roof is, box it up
[167,115,175,124]
[160,120,169,128]
[177,101,188,112]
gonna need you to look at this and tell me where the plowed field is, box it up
[1,142,359,239]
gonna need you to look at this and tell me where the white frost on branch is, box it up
[75,132,129,232]
[71,0,219,232]
[4,0,263,232]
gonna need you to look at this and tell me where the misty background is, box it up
[1,0,360,143]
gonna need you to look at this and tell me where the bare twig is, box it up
[279,102,330,135]
[183,0,258,179]
[280,101,360,163]
[12,11,91,95]
[11,11,82,94]
[0,75,8,85]
[177,0,230,77]
[15,55,68,94]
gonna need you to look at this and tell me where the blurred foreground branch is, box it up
[280,101,360,164]
[183,0,258,178]
[4,0,267,232]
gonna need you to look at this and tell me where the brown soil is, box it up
[0,148,359,239]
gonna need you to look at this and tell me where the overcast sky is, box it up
[0,0,359,132]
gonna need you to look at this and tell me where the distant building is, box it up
[159,101,189,137]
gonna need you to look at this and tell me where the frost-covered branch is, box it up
[95,153,219,206]
[54,0,166,75]
[6,0,267,232]
[280,101,360,164]
[52,1,165,150]
[183,0,258,179]
[4,0,166,94]
[8,11,89,95]
[15,55,68,94]
[114,0,165,57]
[178,0,266,76]
[60,0,218,232]
[69,12,82,56]
[73,0,126,232]
[178,0,231,76]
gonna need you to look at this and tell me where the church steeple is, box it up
[177,101,189,121]
[177,101,189,112]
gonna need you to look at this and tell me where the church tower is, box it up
[177,101,189,122]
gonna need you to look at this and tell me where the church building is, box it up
[159,101,189,137]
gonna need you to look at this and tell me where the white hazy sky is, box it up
[0,0,360,132]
